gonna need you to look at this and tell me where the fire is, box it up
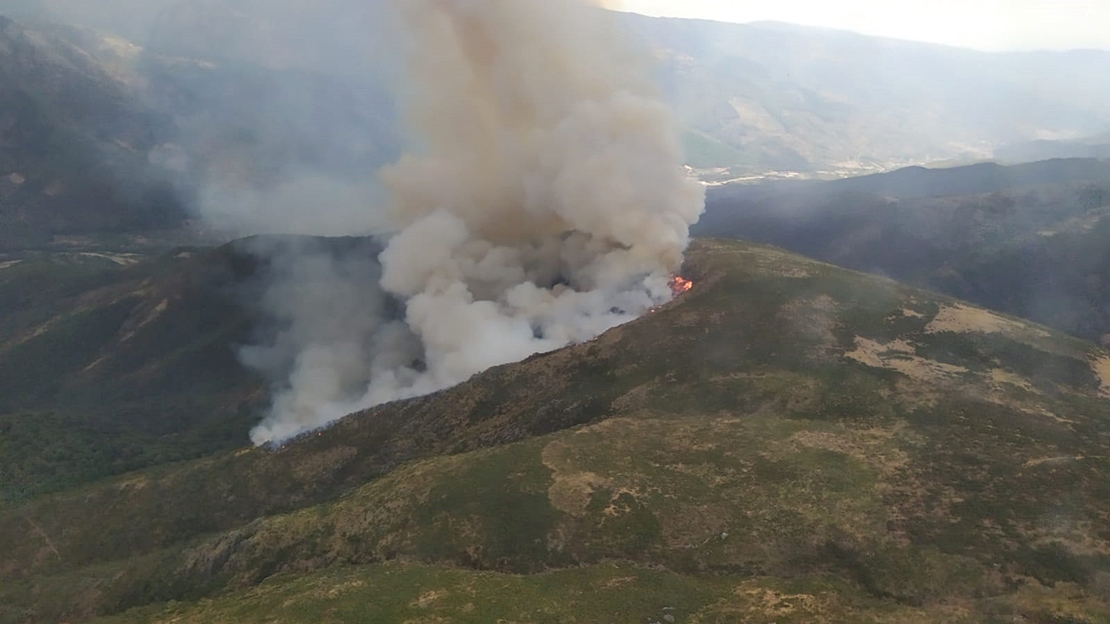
[669,275,693,296]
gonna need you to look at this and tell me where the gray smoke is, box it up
[246,0,704,445]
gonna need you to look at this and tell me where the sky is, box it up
[606,0,1110,51]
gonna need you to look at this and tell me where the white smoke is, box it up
[247,0,704,445]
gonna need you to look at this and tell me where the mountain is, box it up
[2,237,1109,622]
[2,4,1109,199]
[0,16,186,248]
[995,133,1110,163]
[0,0,391,72]
[627,17,1110,176]
[698,158,1110,343]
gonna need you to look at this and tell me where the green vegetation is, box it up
[99,561,1107,624]
[0,249,262,503]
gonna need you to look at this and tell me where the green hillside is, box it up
[0,246,262,503]
[2,238,1109,623]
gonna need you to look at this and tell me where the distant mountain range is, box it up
[994,133,1110,163]
[628,16,1110,177]
[0,1,1107,193]
[0,16,186,247]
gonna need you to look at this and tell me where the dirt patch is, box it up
[601,487,645,518]
[1024,455,1089,468]
[888,308,925,321]
[316,579,367,600]
[411,589,448,608]
[986,391,1076,425]
[118,299,169,343]
[733,584,822,619]
[542,438,610,517]
[779,267,811,278]
[548,470,608,518]
[611,383,653,413]
[846,337,969,383]
[595,575,637,589]
[81,354,110,374]
[78,252,142,266]
[926,304,1049,338]
[1093,356,1110,397]
[989,369,1038,394]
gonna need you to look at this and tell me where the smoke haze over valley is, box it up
[3,2,1110,622]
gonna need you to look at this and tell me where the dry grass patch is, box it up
[542,438,609,518]
[1092,355,1110,397]
[989,369,1038,393]
[926,303,1050,339]
[846,337,969,382]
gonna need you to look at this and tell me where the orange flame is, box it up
[669,275,693,296]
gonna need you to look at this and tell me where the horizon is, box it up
[607,0,1110,52]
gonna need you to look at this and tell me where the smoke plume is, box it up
[247,0,704,445]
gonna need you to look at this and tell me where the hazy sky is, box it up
[608,0,1110,51]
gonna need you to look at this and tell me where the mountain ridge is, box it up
[699,158,1110,342]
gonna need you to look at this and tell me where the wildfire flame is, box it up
[669,275,693,296]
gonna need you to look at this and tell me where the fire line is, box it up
[669,275,693,296]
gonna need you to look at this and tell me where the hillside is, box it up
[0,12,396,248]
[698,159,1110,343]
[0,244,269,503]
[2,238,1109,622]
[0,16,187,248]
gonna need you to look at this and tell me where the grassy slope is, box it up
[2,239,1110,622]
[99,562,1110,624]
[0,247,262,503]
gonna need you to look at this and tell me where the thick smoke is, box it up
[247,0,704,445]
